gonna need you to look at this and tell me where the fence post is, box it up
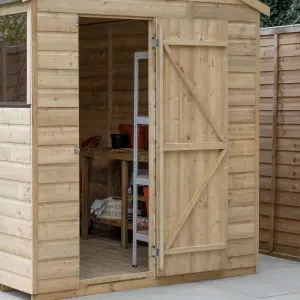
[0,41,7,102]
[269,33,279,252]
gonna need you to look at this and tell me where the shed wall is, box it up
[0,107,32,293]
[34,0,260,294]
[260,28,300,258]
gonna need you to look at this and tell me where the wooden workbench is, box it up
[80,148,148,248]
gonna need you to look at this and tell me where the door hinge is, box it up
[152,37,159,49]
[76,269,80,277]
[73,147,80,154]
[76,16,79,26]
[152,246,160,258]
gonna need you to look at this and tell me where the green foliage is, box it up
[260,0,300,27]
[0,13,26,46]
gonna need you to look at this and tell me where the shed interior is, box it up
[79,17,150,280]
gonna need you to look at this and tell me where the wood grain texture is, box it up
[260,27,300,259]
[0,107,32,293]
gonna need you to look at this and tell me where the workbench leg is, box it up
[82,156,89,240]
[121,161,129,249]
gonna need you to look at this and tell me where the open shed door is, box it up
[155,18,229,277]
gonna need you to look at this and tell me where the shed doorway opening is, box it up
[79,17,151,281]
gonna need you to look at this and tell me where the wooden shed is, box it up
[0,0,269,299]
[260,25,300,260]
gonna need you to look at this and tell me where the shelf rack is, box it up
[132,51,149,267]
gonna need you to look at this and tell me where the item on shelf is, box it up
[129,124,147,150]
[119,124,131,134]
[137,216,148,230]
[143,187,149,215]
[111,134,130,149]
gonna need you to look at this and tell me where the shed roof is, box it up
[0,0,270,16]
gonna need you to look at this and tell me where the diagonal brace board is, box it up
[164,44,225,142]
[165,149,227,250]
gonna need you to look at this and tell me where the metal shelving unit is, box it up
[132,51,149,268]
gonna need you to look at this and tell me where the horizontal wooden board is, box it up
[38,183,79,203]
[229,106,255,123]
[228,222,255,240]
[227,238,256,257]
[260,163,300,179]
[228,140,255,156]
[0,108,31,125]
[229,56,256,73]
[229,23,256,40]
[229,89,255,106]
[229,73,255,89]
[261,111,300,125]
[0,216,32,240]
[38,108,79,127]
[38,89,79,108]
[0,251,32,278]
[228,39,256,56]
[0,179,31,202]
[0,269,32,294]
[39,146,78,164]
[0,233,31,259]
[0,161,31,183]
[39,202,78,222]
[0,125,31,144]
[261,98,300,111]
[37,0,188,18]
[261,124,300,138]
[39,51,78,70]
[38,126,79,146]
[229,156,255,173]
[229,189,255,207]
[229,173,255,190]
[260,150,300,165]
[229,123,255,140]
[260,203,300,221]
[229,205,255,223]
[38,164,79,184]
[38,239,79,260]
[38,276,78,294]
[38,32,78,51]
[262,70,300,85]
[38,220,79,241]
[260,216,300,234]
[0,198,31,221]
[37,12,78,33]
[0,143,31,163]
[38,258,78,280]
[260,189,300,207]
[261,56,300,72]
[38,70,78,89]
[260,176,300,192]
[224,255,256,270]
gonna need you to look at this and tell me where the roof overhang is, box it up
[0,0,270,17]
[240,0,270,17]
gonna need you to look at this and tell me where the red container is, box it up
[144,187,149,215]
[129,125,147,150]
[119,124,131,135]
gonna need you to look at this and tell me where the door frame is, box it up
[78,14,157,285]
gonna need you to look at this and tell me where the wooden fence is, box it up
[0,40,26,104]
[260,25,300,260]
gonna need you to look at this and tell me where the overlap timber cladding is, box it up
[79,19,148,204]
[260,30,300,258]
[35,0,259,293]
[0,108,32,293]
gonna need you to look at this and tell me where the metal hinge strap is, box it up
[153,37,159,49]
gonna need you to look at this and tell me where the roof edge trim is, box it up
[240,0,270,17]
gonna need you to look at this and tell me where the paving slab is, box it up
[1,255,300,300]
